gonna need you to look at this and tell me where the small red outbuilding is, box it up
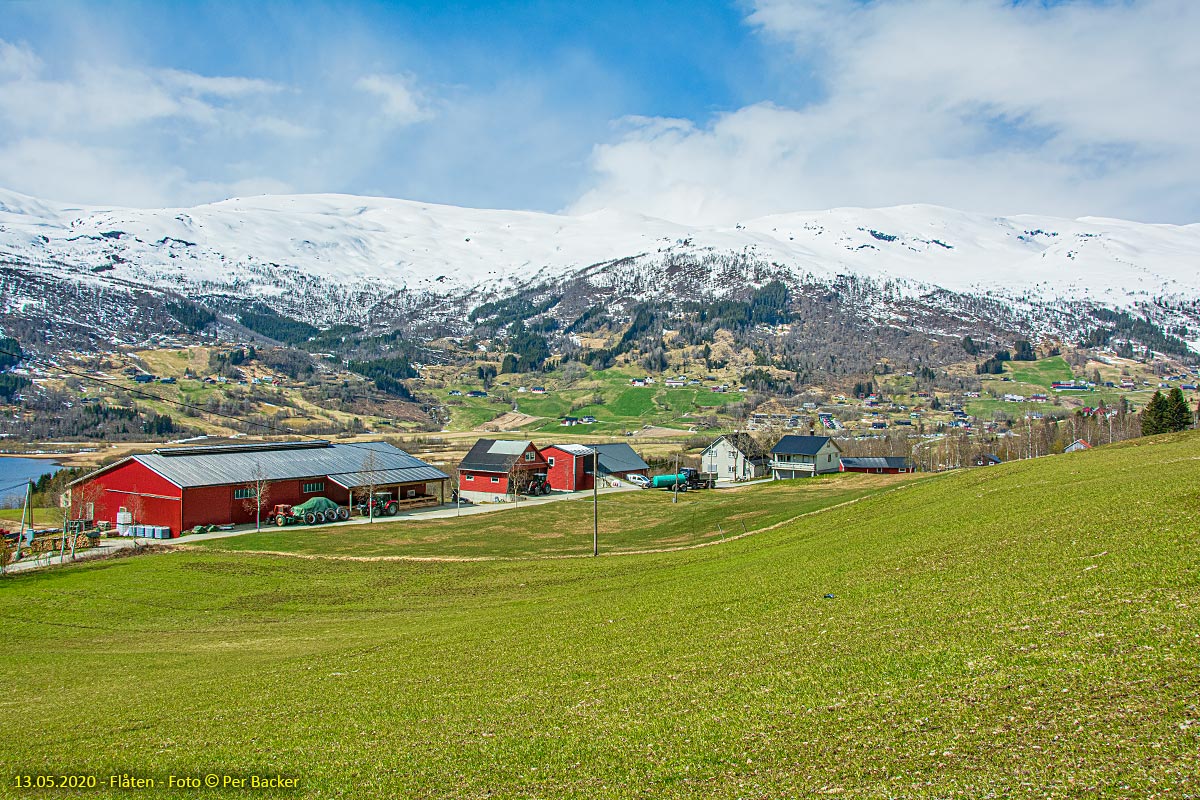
[540,444,595,492]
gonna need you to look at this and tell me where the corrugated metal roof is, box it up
[124,441,446,488]
[591,443,649,474]
[547,444,594,456]
[488,440,531,455]
[329,466,448,489]
[459,439,542,473]
[840,456,911,470]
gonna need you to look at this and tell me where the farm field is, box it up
[2,432,1198,798]
[1004,355,1073,387]
[439,367,744,433]
[0,507,60,528]
[195,473,911,559]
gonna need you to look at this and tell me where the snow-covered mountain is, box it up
[2,186,1198,348]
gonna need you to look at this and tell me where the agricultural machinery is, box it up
[522,473,551,496]
[645,468,716,491]
[269,497,349,526]
[356,492,401,517]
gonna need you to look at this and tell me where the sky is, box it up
[0,0,1197,225]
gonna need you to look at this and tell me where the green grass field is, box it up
[1005,355,1074,388]
[194,474,907,559]
[443,368,743,432]
[2,433,1198,797]
[0,507,61,528]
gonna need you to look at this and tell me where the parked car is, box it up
[625,473,650,487]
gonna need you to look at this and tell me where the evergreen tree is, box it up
[1141,390,1168,436]
[1013,340,1036,361]
[1165,387,1191,432]
[961,335,979,356]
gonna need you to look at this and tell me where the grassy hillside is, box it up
[2,433,1198,798]
[195,473,910,559]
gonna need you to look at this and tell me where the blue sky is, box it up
[1,1,1197,224]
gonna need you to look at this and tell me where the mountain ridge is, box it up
[2,186,1199,356]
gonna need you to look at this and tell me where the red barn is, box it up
[457,439,548,502]
[540,444,595,491]
[67,440,448,535]
[838,456,916,474]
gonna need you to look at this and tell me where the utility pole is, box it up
[673,454,679,504]
[592,450,599,557]
[15,480,31,562]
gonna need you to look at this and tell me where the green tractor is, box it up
[269,497,350,526]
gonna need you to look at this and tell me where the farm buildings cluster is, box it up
[62,431,932,537]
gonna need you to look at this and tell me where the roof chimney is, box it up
[809,419,815,436]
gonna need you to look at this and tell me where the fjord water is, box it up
[0,457,59,502]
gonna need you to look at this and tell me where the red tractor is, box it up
[356,491,401,517]
[523,473,551,496]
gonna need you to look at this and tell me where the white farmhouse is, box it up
[770,435,842,479]
[700,433,771,481]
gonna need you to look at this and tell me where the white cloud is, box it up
[572,0,1200,225]
[355,73,432,125]
[0,36,443,206]
[0,40,41,80]
[158,69,281,98]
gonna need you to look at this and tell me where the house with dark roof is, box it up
[839,456,915,474]
[700,433,770,481]
[589,443,650,479]
[974,453,1002,467]
[770,435,842,479]
[67,440,448,535]
[457,439,549,502]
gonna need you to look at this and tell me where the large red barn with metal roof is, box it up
[67,440,448,535]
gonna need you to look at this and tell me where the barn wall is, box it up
[460,470,507,494]
[542,448,581,490]
[183,477,352,529]
[79,461,183,533]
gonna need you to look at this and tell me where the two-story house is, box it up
[770,435,842,479]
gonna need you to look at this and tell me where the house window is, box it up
[728,451,736,458]
[547,457,555,468]
[491,476,500,484]
[524,451,536,462]
[302,481,324,493]
[233,488,255,500]
[464,474,474,481]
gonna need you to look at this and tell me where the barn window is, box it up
[302,481,325,493]
[547,457,555,467]
[233,488,255,500]
[524,451,536,462]
[491,476,500,483]
[464,474,474,481]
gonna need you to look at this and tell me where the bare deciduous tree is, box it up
[353,449,381,523]
[240,463,274,532]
